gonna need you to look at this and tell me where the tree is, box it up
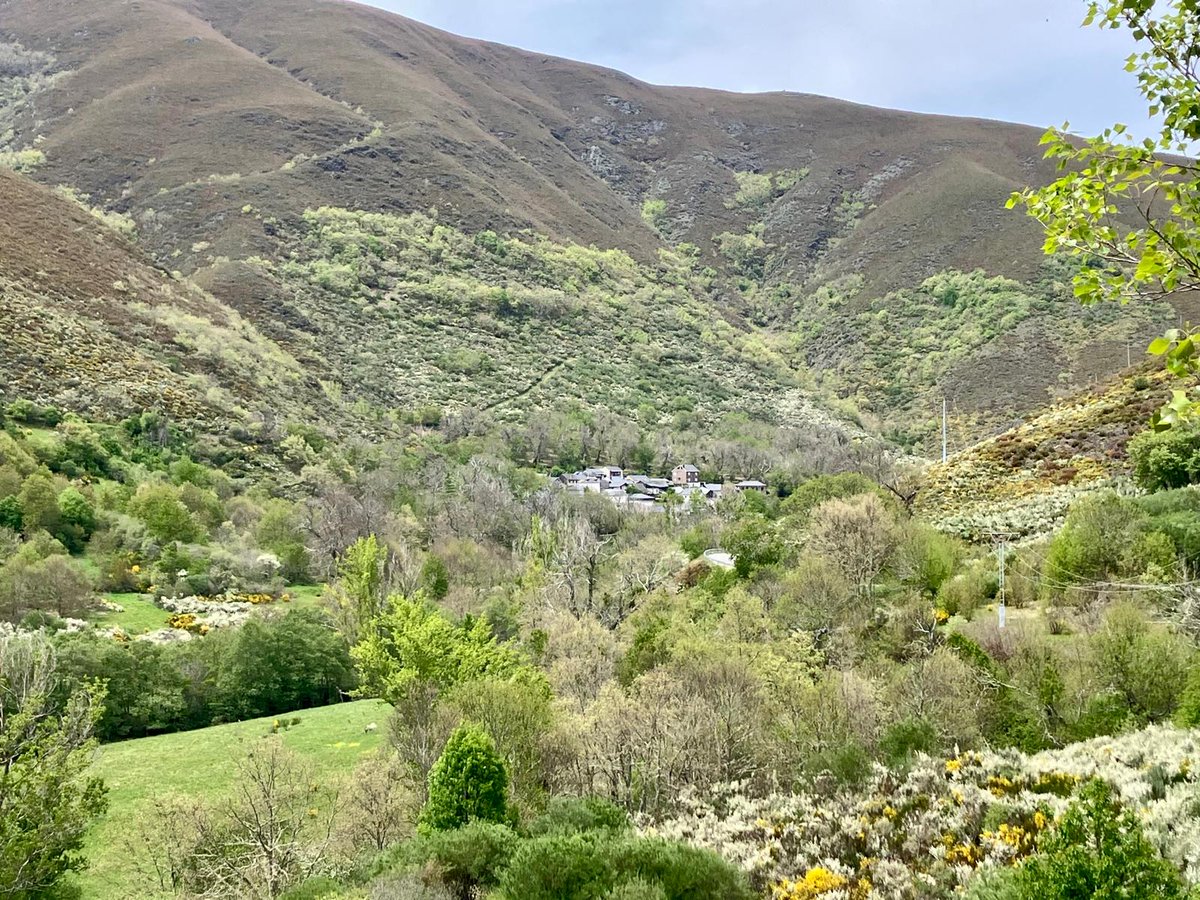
[131,740,339,899]
[721,515,782,579]
[1008,0,1200,428]
[805,493,898,594]
[0,554,94,621]
[1127,425,1200,490]
[213,608,354,722]
[326,534,392,644]
[254,500,311,583]
[352,594,538,705]
[18,471,59,534]
[446,678,556,803]
[1017,779,1185,899]
[341,751,414,853]
[421,723,510,832]
[0,630,108,898]
[130,483,203,544]
[56,487,96,553]
[0,496,21,533]
[421,554,450,602]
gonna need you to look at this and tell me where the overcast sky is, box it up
[367,0,1148,138]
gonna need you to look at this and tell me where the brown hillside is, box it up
[0,168,318,429]
[0,0,1181,447]
[4,0,1054,286]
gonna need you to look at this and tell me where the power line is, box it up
[1008,552,1200,595]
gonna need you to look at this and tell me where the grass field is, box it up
[287,583,327,609]
[89,592,172,634]
[76,699,389,900]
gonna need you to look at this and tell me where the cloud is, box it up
[372,0,1146,136]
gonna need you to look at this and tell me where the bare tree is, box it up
[129,739,339,899]
[545,516,612,621]
[340,751,415,853]
[388,681,457,804]
[806,494,898,595]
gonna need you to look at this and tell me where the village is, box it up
[557,462,768,510]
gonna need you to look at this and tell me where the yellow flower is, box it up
[772,867,848,899]
[131,564,141,574]
[945,758,962,773]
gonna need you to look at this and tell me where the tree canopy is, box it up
[1010,0,1200,427]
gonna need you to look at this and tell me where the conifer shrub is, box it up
[421,724,510,832]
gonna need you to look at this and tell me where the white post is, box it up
[997,539,1007,629]
[941,398,947,463]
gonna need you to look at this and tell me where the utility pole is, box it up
[941,398,948,463]
[1126,342,1131,368]
[985,531,1018,629]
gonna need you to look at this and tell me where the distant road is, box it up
[702,549,735,569]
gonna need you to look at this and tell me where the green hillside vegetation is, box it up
[0,0,1179,445]
[792,265,1180,450]
[11,439,1200,897]
[11,2,1200,899]
[264,206,802,426]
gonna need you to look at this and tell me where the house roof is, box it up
[737,480,767,487]
[674,464,700,472]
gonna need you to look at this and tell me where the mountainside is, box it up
[0,167,321,433]
[916,363,1175,539]
[0,0,1187,449]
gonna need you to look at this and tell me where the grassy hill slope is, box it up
[78,699,388,900]
[916,364,1175,539]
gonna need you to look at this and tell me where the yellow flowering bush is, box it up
[166,612,206,634]
[772,867,847,899]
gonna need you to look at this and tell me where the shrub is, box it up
[604,880,667,900]
[895,522,961,596]
[1044,493,1147,586]
[640,199,667,231]
[421,724,510,832]
[1016,779,1185,899]
[1128,425,1200,491]
[607,838,754,900]
[528,797,630,837]
[1174,664,1200,727]
[880,718,938,768]
[412,822,518,900]
[780,472,887,523]
[497,834,614,900]
[279,876,343,900]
